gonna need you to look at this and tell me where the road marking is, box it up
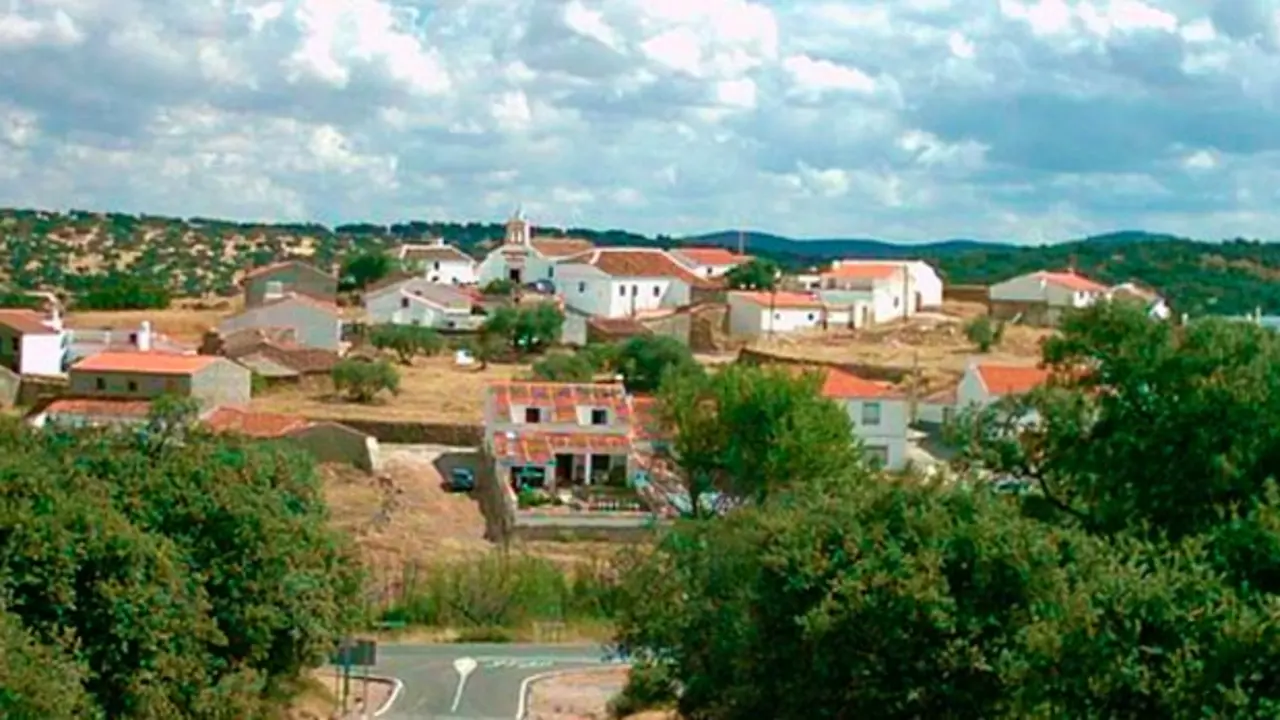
[372,675,405,717]
[450,657,478,713]
[514,670,567,720]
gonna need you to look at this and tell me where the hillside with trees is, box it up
[2,207,1279,315]
[609,302,1280,718]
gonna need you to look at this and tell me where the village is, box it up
[0,210,1174,556]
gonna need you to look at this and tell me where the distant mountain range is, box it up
[685,230,1187,261]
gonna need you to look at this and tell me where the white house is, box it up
[394,239,477,285]
[820,367,910,470]
[554,248,711,319]
[957,361,1050,409]
[0,308,66,375]
[67,321,194,364]
[988,270,1106,325]
[828,260,943,309]
[219,294,343,351]
[727,291,826,337]
[669,247,749,279]
[476,210,595,286]
[1108,282,1170,320]
[817,263,913,324]
[915,386,958,426]
[363,277,478,329]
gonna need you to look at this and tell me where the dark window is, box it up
[433,261,440,270]
[631,285,638,296]
[578,282,586,293]
[525,407,541,423]
[95,377,105,391]
[807,313,815,321]
[400,297,410,309]
[127,380,138,392]
[619,285,626,297]
[652,286,660,297]
[591,409,608,425]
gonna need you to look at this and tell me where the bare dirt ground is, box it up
[65,298,243,343]
[285,671,393,720]
[744,301,1054,391]
[253,356,530,423]
[526,668,677,720]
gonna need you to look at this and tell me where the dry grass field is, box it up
[252,355,531,423]
[65,298,243,343]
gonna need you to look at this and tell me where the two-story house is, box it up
[219,294,343,350]
[484,381,635,492]
[476,210,595,286]
[816,263,914,326]
[553,248,716,319]
[31,352,252,427]
[669,247,749,279]
[395,239,478,285]
[820,367,910,470]
[0,309,66,375]
[242,260,338,309]
[363,277,479,330]
[988,270,1106,326]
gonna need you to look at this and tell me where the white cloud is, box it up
[0,0,1277,242]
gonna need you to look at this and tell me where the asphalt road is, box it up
[350,642,615,720]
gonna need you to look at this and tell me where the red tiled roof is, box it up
[204,407,311,438]
[821,263,901,281]
[1036,271,1106,293]
[561,249,718,288]
[974,363,1050,395]
[731,291,825,309]
[631,395,668,441]
[0,309,57,334]
[490,381,632,424]
[492,431,631,465]
[673,247,747,266]
[821,368,904,399]
[531,237,595,258]
[43,397,154,418]
[74,351,219,375]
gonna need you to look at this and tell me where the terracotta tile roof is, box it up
[490,381,632,424]
[204,407,311,438]
[0,309,57,334]
[561,249,717,288]
[821,263,901,281]
[530,237,595,258]
[1036,271,1106,293]
[43,397,154,419]
[399,243,474,264]
[672,247,747,266]
[974,363,1050,395]
[492,431,632,464]
[630,395,668,441]
[820,368,905,399]
[74,351,219,375]
[731,291,825,309]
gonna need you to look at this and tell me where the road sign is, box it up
[329,638,378,667]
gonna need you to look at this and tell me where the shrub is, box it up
[332,357,400,403]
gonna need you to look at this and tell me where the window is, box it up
[893,296,900,308]
[619,285,626,297]
[774,313,782,320]
[524,407,542,423]
[264,280,284,296]
[590,408,608,426]
[127,380,138,392]
[631,285,639,296]
[578,282,586,293]
[652,285,660,297]
[95,377,105,391]
[864,445,889,467]
[861,401,882,426]
[807,313,815,322]
[400,297,410,309]
[433,261,440,270]
[547,267,555,278]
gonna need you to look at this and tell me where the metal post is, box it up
[363,662,371,718]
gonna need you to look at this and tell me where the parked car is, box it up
[447,467,476,492]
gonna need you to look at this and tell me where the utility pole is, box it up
[738,227,745,255]
[902,265,910,321]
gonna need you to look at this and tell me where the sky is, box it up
[1,0,1279,244]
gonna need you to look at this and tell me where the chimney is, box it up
[47,305,63,332]
[137,321,153,352]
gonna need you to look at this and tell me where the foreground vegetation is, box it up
[4,207,1280,314]
[609,302,1280,718]
[0,414,361,718]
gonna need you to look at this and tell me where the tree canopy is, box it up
[0,416,361,718]
[614,302,1280,718]
[724,258,780,291]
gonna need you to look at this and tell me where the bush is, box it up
[964,314,1004,352]
[608,662,678,718]
[531,352,597,382]
[73,273,170,310]
[332,357,400,403]
[369,323,445,364]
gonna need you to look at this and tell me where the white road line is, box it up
[513,670,566,720]
[450,657,478,713]
[371,675,405,717]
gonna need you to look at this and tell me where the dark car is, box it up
[447,467,476,492]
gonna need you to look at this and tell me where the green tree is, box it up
[341,250,396,290]
[655,364,862,514]
[481,304,564,354]
[0,609,99,719]
[332,357,400,402]
[614,335,697,393]
[368,323,445,365]
[481,278,516,296]
[963,314,1005,352]
[725,258,780,291]
[530,352,596,382]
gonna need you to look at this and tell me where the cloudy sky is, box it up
[1,0,1278,243]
